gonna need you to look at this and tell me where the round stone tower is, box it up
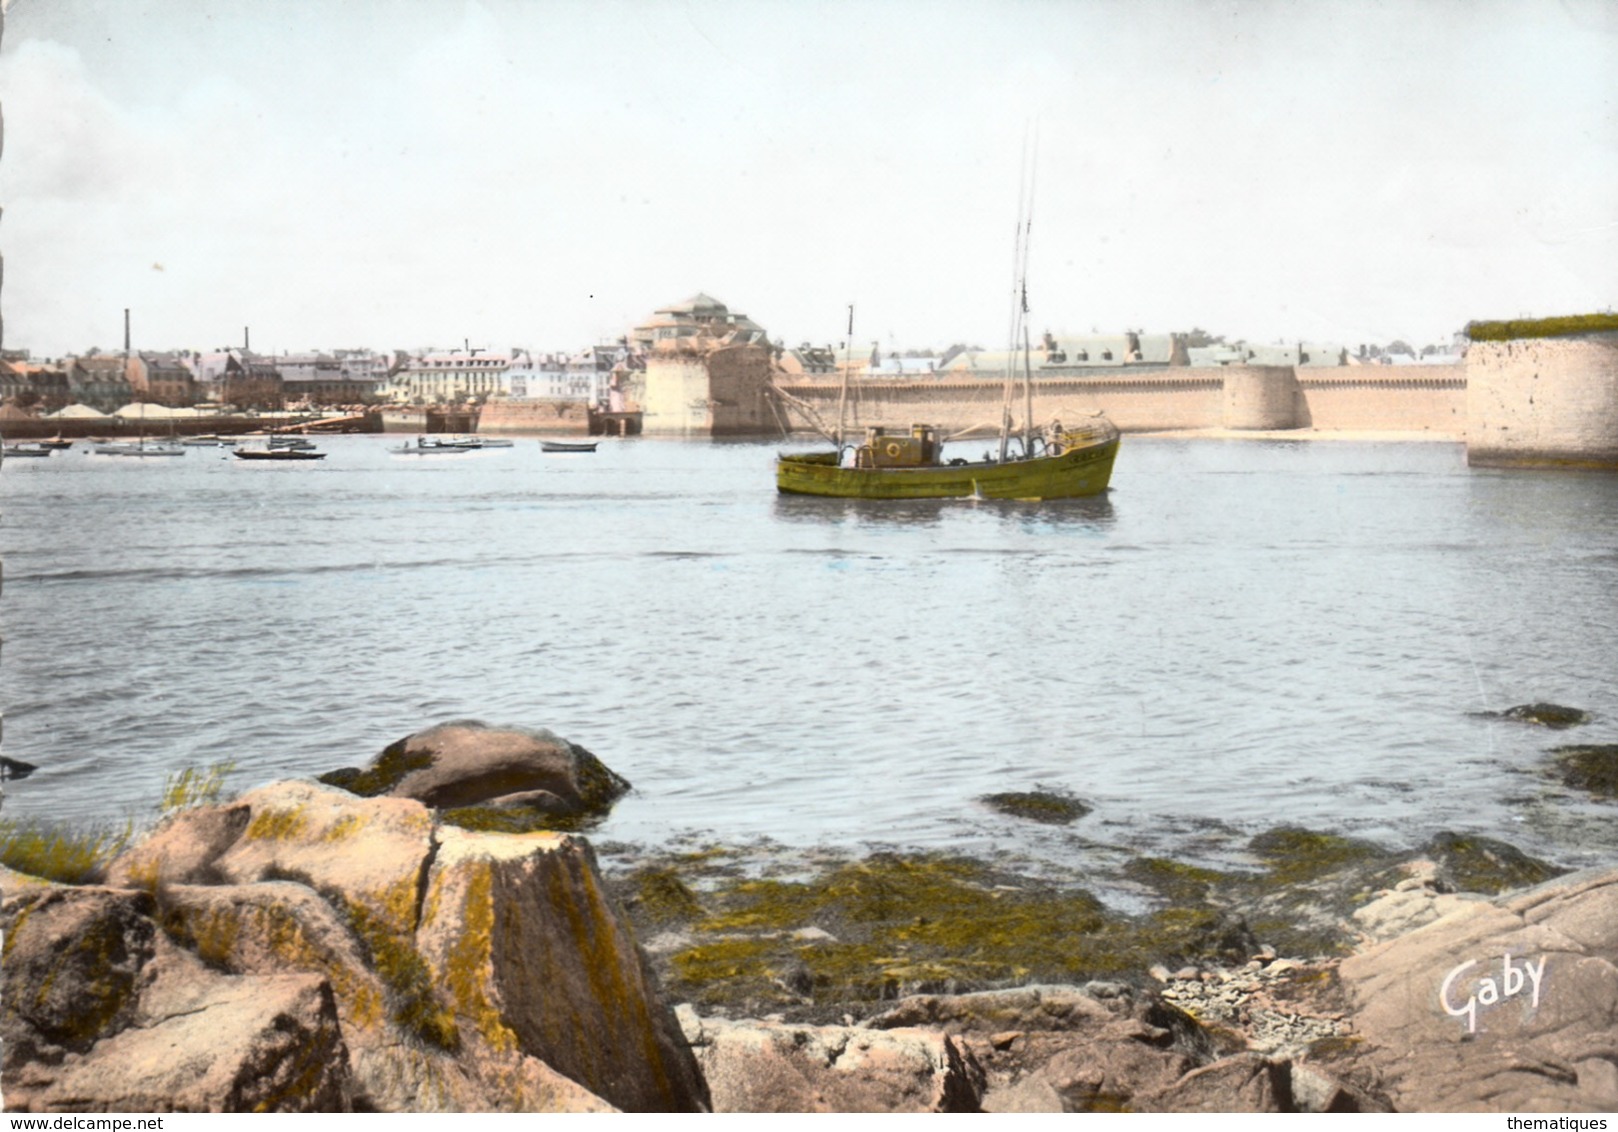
[1220,366,1301,430]
[1465,334,1618,468]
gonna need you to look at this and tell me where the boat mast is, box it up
[999,132,1037,462]
[834,304,853,451]
[126,308,141,449]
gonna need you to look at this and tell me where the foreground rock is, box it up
[2,886,354,1112]
[318,721,630,828]
[416,826,707,1112]
[1338,866,1618,1111]
[679,1009,984,1112]
[8,779,704,1112]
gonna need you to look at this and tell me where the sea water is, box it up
[3,435,1615,877]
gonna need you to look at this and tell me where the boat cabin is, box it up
[855,424,941,469]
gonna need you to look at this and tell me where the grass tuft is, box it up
[160,761,238,814]
[0,817,134,885]
[1466,313,1618,341]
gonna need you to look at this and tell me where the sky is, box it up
[1,0,1614,359]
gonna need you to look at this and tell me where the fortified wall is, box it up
[475,398,592,435]
[774,364,1467,438]
[642,341,775,436]
[625,292,1612,468]
[1465,334,1618,468]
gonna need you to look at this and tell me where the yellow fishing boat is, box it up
[776,418,1119,500]
[778,156,1120,501]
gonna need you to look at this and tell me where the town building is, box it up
[63,355,134,412]
[0,358,70,413]
[387,349,511,405]
[776,344,840,377]
[631,293,770,352]
[129,352,198,406]
[274,350,387,406]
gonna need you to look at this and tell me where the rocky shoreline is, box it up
[3,721,1616,1112]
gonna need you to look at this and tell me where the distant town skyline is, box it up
[1,0,1613,359]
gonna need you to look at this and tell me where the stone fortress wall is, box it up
[1465,335,1618,468]
[774,364,1469,439]
[642,322,1614,468]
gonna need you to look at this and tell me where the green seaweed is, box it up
[1247,826,1391,886]
[570,742,632,809]
[1423,831,1567,894]
[1124,856,1230,903]
[1494,703,1590,729]
[342,899,459,1051]
[646,851,1272,1012]
[630,866,706,925]
[1550,744,1618,799]
[439,805,596,835]
[317,739,434,797]
[980,790,1091,826]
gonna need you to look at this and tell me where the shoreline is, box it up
[1126,426,1462,443]
[4,719,1614,1111]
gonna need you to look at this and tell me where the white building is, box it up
[387,349,512,404]
[503,347,616,406]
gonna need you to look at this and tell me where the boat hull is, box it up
[94,444,187,457]
[234,449,326,461]
[777,434,1119,500]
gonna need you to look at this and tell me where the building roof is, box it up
[659,292,729,316]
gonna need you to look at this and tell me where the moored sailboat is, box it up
[776,418,1118,500]
[776,161,1118,501]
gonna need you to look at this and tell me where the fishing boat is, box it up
[414,434,513,450]
[94,439,186,457]
[2,443,54,458]
[392,436,471,455]
[777,419,1118,500]
[234,445,326,461]
[540,439,598,453]
[776,160,1117,501]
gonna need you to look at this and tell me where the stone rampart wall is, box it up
[781,371,1226,435]
[1466,336,1618,467]
[476,399,591,435]
[776,365,1465,437]
[1297,367,1466,432]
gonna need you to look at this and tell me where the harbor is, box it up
[3,432,1614,875]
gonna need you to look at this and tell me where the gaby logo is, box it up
[1440,953,1546,1034]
